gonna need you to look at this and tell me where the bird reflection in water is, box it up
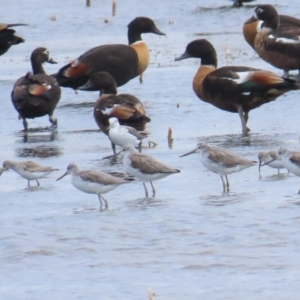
[16,145,62,158]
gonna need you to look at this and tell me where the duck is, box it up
[0,22,27,56]
[53,17,165,90]
[232,0,255,7]
[243,14,300,50]
[78,71,151,154]
[252,5,300,78]
[11,47,61,130]
[174,39,300,135]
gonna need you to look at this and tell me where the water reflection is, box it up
[16,145,62,158]
[59,102,95,110]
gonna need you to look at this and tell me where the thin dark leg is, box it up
[100,195,108,210]
[23,118,28,131]
[225,175,230,192]
[143,182,149,198]
[111,141,116,155]
[220,176,226,193]
[138,141,142,153]
[237,106,250,135]
[35,179,40,186]
[150,181,156,197]
[98,195,103,210]
[28,180,31,187]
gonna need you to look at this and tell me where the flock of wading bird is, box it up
[2,4,300,209]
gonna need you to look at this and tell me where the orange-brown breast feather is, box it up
[249,71,284,85]
[63,62,91,78]
[111,106,135,120]
[28,84,49,96]
[130,42,150,75]
[243,20,260,49]
[193,65,215,100]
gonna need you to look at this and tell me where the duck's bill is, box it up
[174,51,191,61]
[244,15,258,24]
[48,57,58,64]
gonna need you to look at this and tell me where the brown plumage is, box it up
[0,23,27,56]
[243,14,300,50]
[53,17,165,89]
[174,39,299,135]
[11,47,61,130]
[79,72,150,154]
[253,5,300,78]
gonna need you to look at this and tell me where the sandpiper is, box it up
[57,163,131,210]
[0,167,8,176]
[180,142,256,193]
[263,147,300,192]
[258,150,285,175]
[108,117,149,153]
[2,160,59,187]
[123,145,180,197]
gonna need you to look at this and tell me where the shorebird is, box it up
[180,142,256,193]
[108,117,149,153]
[263,147,300,192]
[57,163,131,210]
[123,145,180,197]
[0,167,8,176]
[2,160,59,187]
[258,150,285,175]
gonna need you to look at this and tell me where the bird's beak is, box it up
[48,57,58,64]
[56,172,68,181]
[260,158,276,167]
[244,15,258,24]
[179,148,197,157]
[174,51,191,61]
[78,81,93,90]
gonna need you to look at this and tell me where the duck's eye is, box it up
[256,8,263,14]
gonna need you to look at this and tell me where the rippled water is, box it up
[1,0,300,299]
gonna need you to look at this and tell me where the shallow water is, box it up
[1,0,300,299]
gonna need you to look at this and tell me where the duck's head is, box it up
[31,47,57,64]
[128,17,165,36]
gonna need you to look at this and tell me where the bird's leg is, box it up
[99,195,108,210]
[23,118,28,131]
[138,141,142,153]
[98,195,103,211]
[150,181,156,197]
[220,176,226,193]
[237,106,250,135]
[35,179,40,186]
[143,182,149,198]
[28,180,31,187]
[225,175,230,192]
[49,115,57,128]
[111,141,116,155]
[101,149,123,160]
[139,73,143,84]
[278,168,280,175]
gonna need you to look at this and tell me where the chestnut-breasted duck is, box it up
[252,5,300,78]
[54,17,165,90]
[78,72,151,154]
[0,22,27,56]
[11,47,61,130]
[175,39,299,135]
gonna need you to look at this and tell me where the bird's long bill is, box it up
[153,27,166,36]
[56,172,68,181]
[174,51,191,61]
[179,148,197,157]
[260,158,276,168]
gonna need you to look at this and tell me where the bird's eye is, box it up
[256,8,263,14]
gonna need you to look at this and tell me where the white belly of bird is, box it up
[281,157,300,176]
[72,176,118,194]
[200,156,249,175]
[109,128,139,147]
[16,168,51,180]
[267,159,285,169]
[124,156,168,182]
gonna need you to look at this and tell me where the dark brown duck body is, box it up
[175,39,299,135]
[11,47,61,130]
[54,17,165,89]
[253,5,300,77]
[79,72,150,154]
[0,23,27,56]
[243,14,300,50]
